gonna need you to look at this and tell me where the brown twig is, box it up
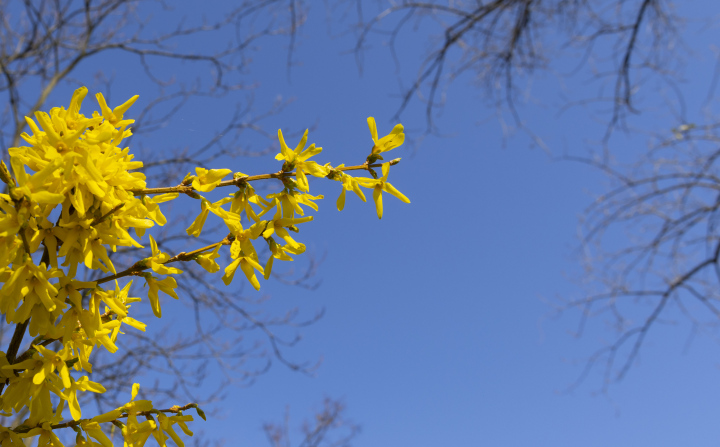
[128,160,400,196]
[92,236,233,288]
[13,402,201,434]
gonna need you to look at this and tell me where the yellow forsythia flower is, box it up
[143,275,179,318]
[275,129,329,191]
[331,165,366,211]
[186,197,234,237]
[367,117,404,155]
[147,235,182,275]
[0,425,24,445]
[356,162,410,219]
[65,376,105,421]
[191,167,232,192]
[221,234,265,290]
[194,244,222,273]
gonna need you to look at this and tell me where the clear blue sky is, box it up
[34,2,720,446]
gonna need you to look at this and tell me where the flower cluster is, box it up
[179,118,410,290]
[0,88,409,445]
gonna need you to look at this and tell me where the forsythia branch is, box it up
[93,237,231,287]
[128,159,401,196]
[0,88,410,446]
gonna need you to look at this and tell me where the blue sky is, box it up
[20,1,720,446]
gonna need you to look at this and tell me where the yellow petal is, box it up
[68,86,88,116]
[373,186,383,219]
[375,123,405,153]
[382,162,390,179]
[277,129,292,160]
[383,182,410,203]
[264,256,274,280]
[112,95,139,119]
[68,388,82,421]
[294,129,309,154]
[95,93,114,121]
[149,234,159,256]
[222,258,242,285]
[296,169,309,192]
[186,208,209,237]
[240,259,261,291]
[337,188,346,211]
[367,117,378,144]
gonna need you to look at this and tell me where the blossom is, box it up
[143,274,179,318]
[194,244,222,273]
[17,423,63,447]
[222,254,264,290]
[65,376,105,421]
[146,235,182,275]
[73,433,105,447]
[0,259,65,327]
[186,197,234,237]
[228,221,265,259]
[262,214,312,254]
[221,234,265,290]
[8,157,65,206]
[95,92,138,126]
[77,425,113,447]
[275,129,329,191]
[263,237,303,279]
[261,190,323,219]
[32,345,72,389]
[27,216,59,268]
[367,117,404,155]
[229,181,268,222]
[152,413,194,447]
[141,193,178,226]
[356,162,410,219]
[330,165,366,211]
[2,352,68,424]
[191,167,232,192]
[19,87,101,152]
[0,425,23,446]
[120,383,155,447]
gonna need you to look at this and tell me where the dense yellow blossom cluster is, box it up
[0,87,409,445]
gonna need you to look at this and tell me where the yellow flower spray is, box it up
[0,88,410,445]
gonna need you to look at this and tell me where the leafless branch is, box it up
[559,122,720,391]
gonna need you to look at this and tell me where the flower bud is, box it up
[0,161,14,186]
